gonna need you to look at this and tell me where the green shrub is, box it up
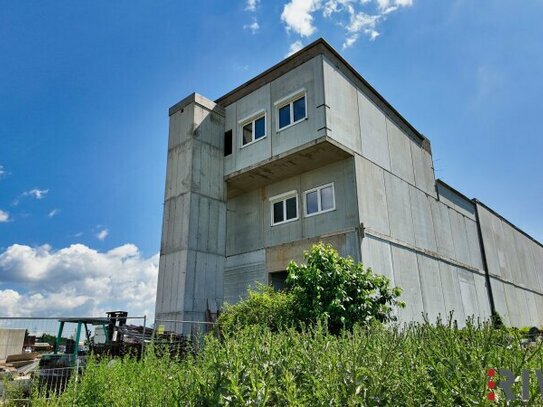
[34,320,543,406]
[287,243,404,333]
[218,284,295,333]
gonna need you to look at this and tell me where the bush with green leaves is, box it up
[218,284,295,333]
[287,243,404,333]
[31,319,543,406]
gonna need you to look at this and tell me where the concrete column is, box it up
[155,93,226,332]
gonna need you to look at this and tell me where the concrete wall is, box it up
[322,56,437,198]
[320,49,494,325]
[477,203,543,327]
[0,329,25,361]
[224,158,360,302]
[155,94,226,329]
[224,56,326,176]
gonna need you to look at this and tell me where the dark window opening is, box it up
[293,96,306,122]
[273,201,284,224]
[242,123,253,145]
[224,130,232,156]
[269,271,289,291]
[279,105,290,128]
[286,197,297,220]
[254,116,265,139]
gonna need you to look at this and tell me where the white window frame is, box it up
[239,109,266,148]
[274,89,307,132]
[304,183,336,218]
[269,190,299,226]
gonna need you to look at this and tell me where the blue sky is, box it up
[1,0,542,317]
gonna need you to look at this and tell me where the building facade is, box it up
[155,39,543,330]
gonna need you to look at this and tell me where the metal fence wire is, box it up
[0,316,217,404]
[0,315,147,404]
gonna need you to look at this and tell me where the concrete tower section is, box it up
[154,93,226,331]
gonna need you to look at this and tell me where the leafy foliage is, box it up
[217,284,295,333]
[32,319,543,406]
[287,243,404,333]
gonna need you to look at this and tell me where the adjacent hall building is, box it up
[155,38,543,330]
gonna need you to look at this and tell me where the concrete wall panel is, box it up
[226,190,263,256]
[430,199,456,259]
[458,269,478,320]
[386,118,415,185]
[489,278,510,326]
[473,273,492,321]
[391,246,424,323]
[436,183,476,221]
[409,186,437,252]
[323,59,362,153]
[355,156,390,235]
[0,329,26,360]
[438,262,466,325]
[449,209,471,266]
[271,58,323,156]
[465,218,484,270]
[411,144,436,197]
[301,159,358,237]
[361,236,394,283]
[417,254,445,323]
[358,91,391,171]
[224,250,266,304]
[384,173,415,245]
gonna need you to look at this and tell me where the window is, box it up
[304,183,335,217]
[224,130,232,156]
[276,91,306,130]
[240,112,266,147]
[270,191,298,225]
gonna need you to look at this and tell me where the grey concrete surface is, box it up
[156,40,542,331]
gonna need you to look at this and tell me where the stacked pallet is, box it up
[0,352,40,376]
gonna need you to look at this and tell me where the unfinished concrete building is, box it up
[155,38,543,329]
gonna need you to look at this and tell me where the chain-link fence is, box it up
[151,319,217,355]
[0,315,147,404]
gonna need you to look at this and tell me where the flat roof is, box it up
[215,38,429,150]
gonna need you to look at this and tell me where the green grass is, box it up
[30,319,543,406]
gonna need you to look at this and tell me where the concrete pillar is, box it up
[155,93,226,333]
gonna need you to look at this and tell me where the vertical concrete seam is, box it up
[414,253,427,320]
[351,157,363,263]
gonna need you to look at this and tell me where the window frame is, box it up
[274,89,307,132]
[269,190,299,226]
[239,109,267,148]
[304,182,336,218]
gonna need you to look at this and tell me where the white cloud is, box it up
[244,18,260,34]
[0,209,9,223]
[246,0,259,12]
[281,0,322,37]
[96,229,109,241]
[0,165,6,179]
[48,209,60,218]
[286,40,304,57]
[0,243,159,318]
[23,188,49,200]
[281,0,414,51]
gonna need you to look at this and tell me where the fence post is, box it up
[141,315,147,357]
